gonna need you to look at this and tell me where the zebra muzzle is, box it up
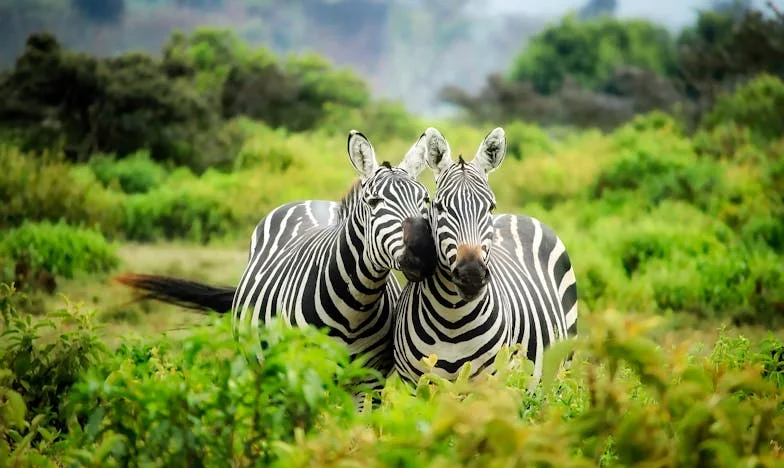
[399,217,437,282]
[452,244,490,300]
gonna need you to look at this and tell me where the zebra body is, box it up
[233,196,400,372]
[228,130,435,379]
[393,128,578,384]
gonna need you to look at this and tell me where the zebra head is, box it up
[347,130,436,282]
[424,127,506,301]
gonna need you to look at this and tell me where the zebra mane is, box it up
[337,180,362,221]
[380,161,392,169]
[457,154,467,169]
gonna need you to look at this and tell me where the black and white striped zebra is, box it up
[116,130,437,387]
[393,127,578,385]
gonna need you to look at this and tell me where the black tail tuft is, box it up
[113,273,235,313]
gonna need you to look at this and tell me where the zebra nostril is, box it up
[451,267,463,282]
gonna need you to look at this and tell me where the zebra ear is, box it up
[397,134,427,178]
[421,127,452,180]
[472,127,506,176]
[347,130,379,180]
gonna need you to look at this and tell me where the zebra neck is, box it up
[329,211,390,310]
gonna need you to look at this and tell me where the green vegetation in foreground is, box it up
[1,284,783,466]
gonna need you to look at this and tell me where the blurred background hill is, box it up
[1,0,780,117]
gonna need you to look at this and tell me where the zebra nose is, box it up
[400,217,437,282]
[452,261,490,285]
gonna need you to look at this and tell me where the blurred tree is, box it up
[508,15,677,95]
[221,61,298,127]
[0,33,217,166]
[676,4,784,125]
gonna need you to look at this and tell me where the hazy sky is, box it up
[486,0,783,30]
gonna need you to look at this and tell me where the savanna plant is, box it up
[0,221,120,279]
[0,283,108,465]
[279,311,784,467]
[64,316,375,467]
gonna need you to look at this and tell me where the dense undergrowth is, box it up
[1,284,783,466]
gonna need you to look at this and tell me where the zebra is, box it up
[115,129,438,397]
[392,127,579,386]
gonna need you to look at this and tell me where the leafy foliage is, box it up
[0,284,108,461]
[1,284,781,466]
[88,151,169,194]
[702,73,784,144]
[0,221,119,279]
[509,15,677,95]
[0,145,121,231]
[64,317,374,466]
[446,3,783,131]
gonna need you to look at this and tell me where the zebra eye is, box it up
[433,201,444,211]
[489,202,496,213]
[367,197,383,208]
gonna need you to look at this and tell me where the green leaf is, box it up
[1,389,26,428]
[541,338,580,395]
[86,407,106,439]
[455,362,472,385]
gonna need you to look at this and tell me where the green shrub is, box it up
[0,221,119,279]
[0,284,108,459]
[609,206,730,277]
[1,284,782,466]
[279,312,784,467]
[65,317,375,466]
[593,129,722,209]
[503,120,557,159]
[121,171,243,243]
[0,146,122,232]
[702,74,784,144]
[692,122,757,160]
[320,100,422,143]
[88,151,169,194]
[508,15,677,94]
[645,247,784,326]
[232,124,296,172]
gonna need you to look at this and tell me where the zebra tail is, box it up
[112,273,235,313]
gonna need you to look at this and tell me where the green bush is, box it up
[320,100,422,143]
[508,15,677,94]
[0,284,108,460]
[503,120,557,159]
[232,123,296,172]
[121,171,243,243]
[88,151,170,194]
[65,317,375,466]
[702,73,784,144]
[1,286,782,466]
[645,246,784,326]
[0,221,119,279]
[0,146,122,232]
[692,122,757,160]
[593,126,722,209]
[279,312,783,467]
